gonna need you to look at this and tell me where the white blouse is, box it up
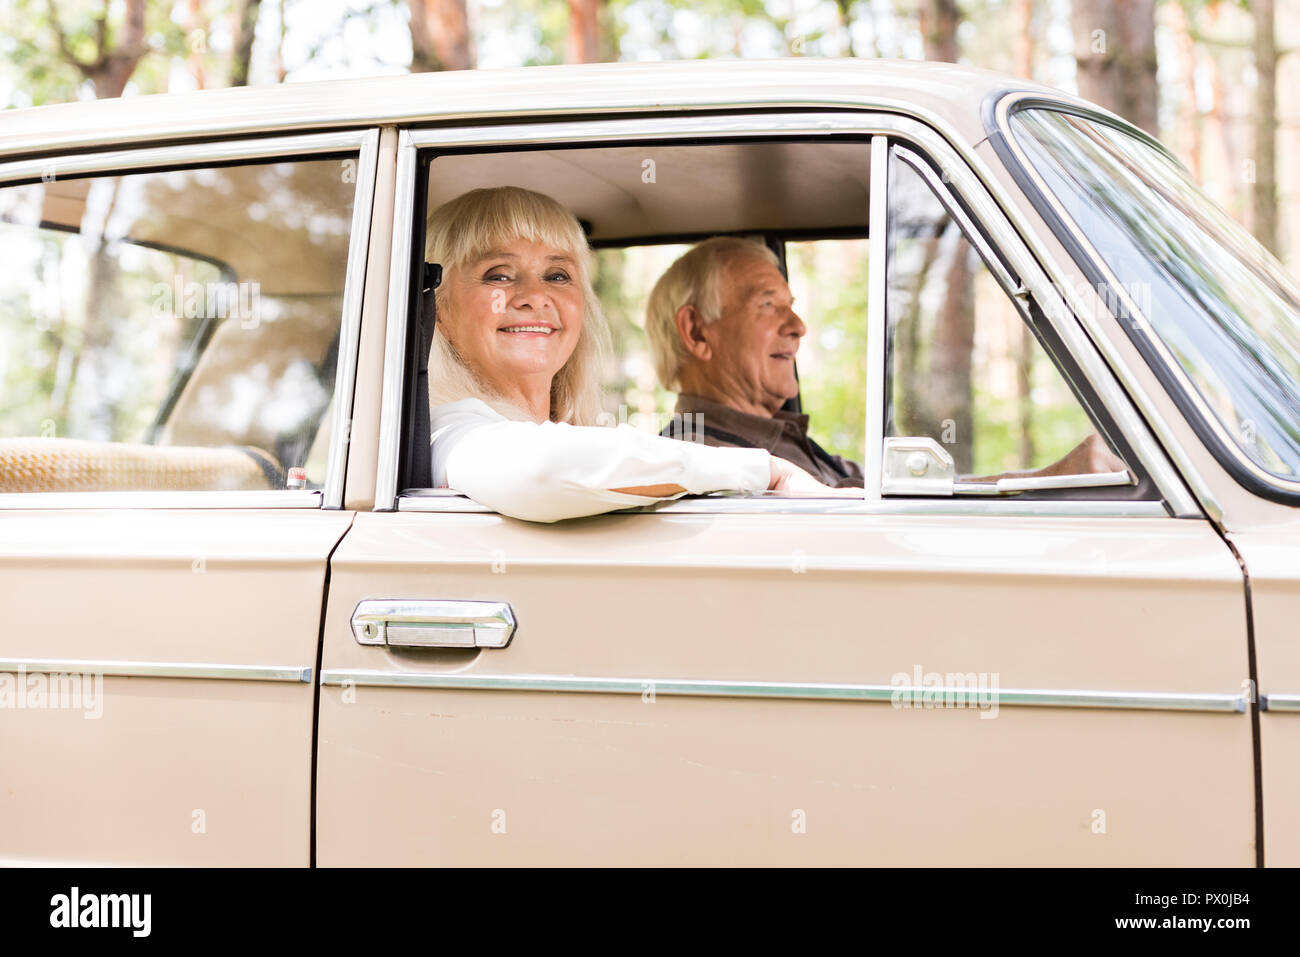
[430,398,772,523]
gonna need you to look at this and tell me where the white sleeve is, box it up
[430,399,771,523]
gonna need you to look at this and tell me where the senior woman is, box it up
[424,186,834,523]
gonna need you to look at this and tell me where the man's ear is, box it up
[674,304,712,362]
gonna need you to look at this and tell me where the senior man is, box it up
[646,236,1125,485]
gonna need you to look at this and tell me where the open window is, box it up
[397,136,874,503]
[391,125,1158,514]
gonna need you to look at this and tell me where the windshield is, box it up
[1009,107,1300,488]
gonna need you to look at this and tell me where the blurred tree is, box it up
[1252,0,1279,255]
[1070,0,1158,135]
[185,0,209,89]
[916,0,975,472]
[2,0,186,105]
[409,0,474,71]
[45,0,148,98]
[229,0,262,86]
[919,0,958,61]
[566,0,608,62]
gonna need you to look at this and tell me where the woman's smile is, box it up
[439,236,586,419]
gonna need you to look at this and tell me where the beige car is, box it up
[0,59,1297,867]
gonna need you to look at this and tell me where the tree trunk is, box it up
[918,0,974,470]
[187,0,206,90]
[274,0,288,83]
[409,0,474,73]
[1252,0,1279,255]
[919,0,959,63]
[46,0,149,99]
[566,0,604,63]
[1070,0,1158,136]
[833,0,859,57]
[932,244,976,473]
[230,0,263,87]
[1170,1,1202,181]
[1015,0,1035,78]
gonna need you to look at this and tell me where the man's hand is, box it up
[1033,433,1126,478]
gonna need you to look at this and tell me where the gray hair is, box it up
[645,236,778,391]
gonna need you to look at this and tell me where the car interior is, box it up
[399,136,1155,503]
[0,137,1155,503]
[0,157,353,493]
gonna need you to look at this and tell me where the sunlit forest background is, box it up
[0,0,1296,474]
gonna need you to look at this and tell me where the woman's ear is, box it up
[673,304,712,362]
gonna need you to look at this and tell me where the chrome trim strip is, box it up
[374,130,419,512]
[0,658,311,682]
[0,130,369,185]
[323,128,381,509]
[991,93,1225,519]
[863,135,888,501]
[379,111,1192,517]
[396,490,1170,518]
[1262,694,1300,713]
[320,669,1245,712]
[0,490,321,510]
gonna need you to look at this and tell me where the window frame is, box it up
[0,128,380,510]
[377,111,1194,519]
[883,142,1161,502]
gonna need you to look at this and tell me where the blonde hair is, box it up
[423,186,610,425]
[645,236,778,391]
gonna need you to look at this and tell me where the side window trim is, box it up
[0,128,381,511]
[377,112,1193,518]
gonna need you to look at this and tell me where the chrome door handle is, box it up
[351,599,516,649]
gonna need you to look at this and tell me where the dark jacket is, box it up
[663,394,864,488]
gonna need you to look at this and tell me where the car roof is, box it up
[0,58,1082,161]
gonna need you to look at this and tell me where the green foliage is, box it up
[1,0,188,107]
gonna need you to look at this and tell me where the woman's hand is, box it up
[768,456,846,494]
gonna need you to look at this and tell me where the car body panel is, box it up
[1228,522,1300,867]
[0,509,352,865]
[316,510,1254,865]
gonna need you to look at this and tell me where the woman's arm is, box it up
[433,400,776,522]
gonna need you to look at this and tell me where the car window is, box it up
[409,139,874,501]
[0,157,357,494]
[886,149,1106,480]
[1010,107,1300,485]
[593,242,692,431]
[785,238,870,466]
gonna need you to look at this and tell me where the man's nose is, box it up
[783,308,806,339]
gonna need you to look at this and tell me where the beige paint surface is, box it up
[0,508,352,865]
[317,509,1255,865]
[1230,520,1300,867]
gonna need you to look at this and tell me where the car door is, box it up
[315,113,1255,865]
[1232,522,1300,867]
[0,129,380,865]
